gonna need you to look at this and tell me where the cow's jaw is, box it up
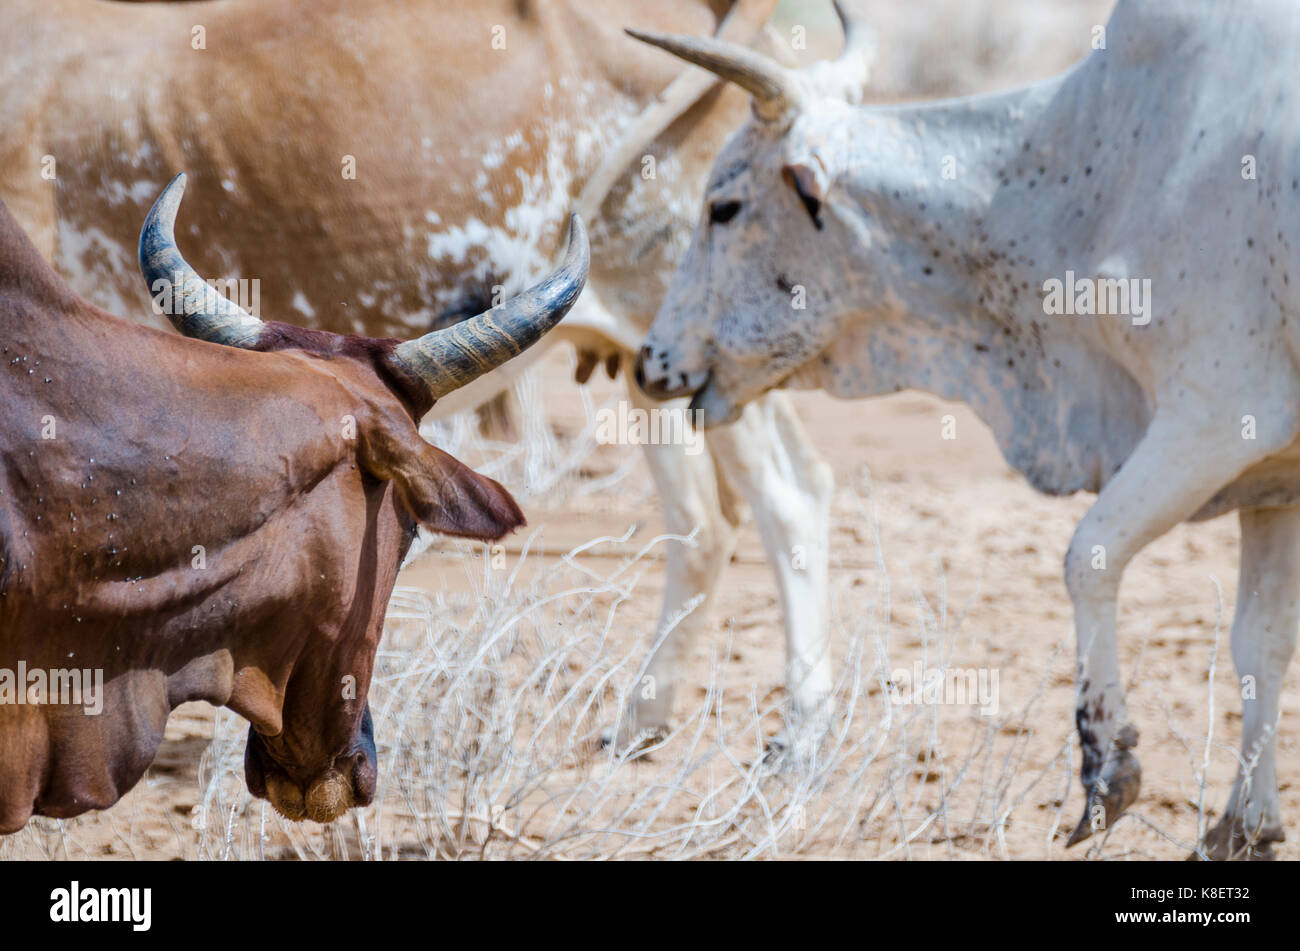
[687,371,743,427]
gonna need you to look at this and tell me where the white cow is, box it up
[631,0,1300,858]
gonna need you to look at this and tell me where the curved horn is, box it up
[139,173,265,348]
[624,28,801,122]
[393,215,589,399]
[831,0,877,68]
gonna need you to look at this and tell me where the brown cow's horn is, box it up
[625,28,802,122]
[138,173,265,348]
[393,215,589,399]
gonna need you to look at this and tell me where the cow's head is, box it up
[137,175,588,822]
[629,2,877,424]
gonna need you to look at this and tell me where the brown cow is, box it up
[0,175,587,831]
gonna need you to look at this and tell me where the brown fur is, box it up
[1,0,752,341]
[0,201,522,832]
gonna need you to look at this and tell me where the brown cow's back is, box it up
[0,199,402,829]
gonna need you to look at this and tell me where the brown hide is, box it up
[0,199,528,832]
[1,0,752,339]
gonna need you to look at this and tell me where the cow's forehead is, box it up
[706,124,778,193]
[706,111,844,195]
[708,158,753,193]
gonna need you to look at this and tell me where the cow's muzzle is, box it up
[244,706,378,823]
[634,345,710,401]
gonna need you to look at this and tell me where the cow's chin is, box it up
[688,374,745,427]
[782,357,828,392]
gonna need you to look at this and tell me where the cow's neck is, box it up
[823,69,1152,494]
[2,209,336,737]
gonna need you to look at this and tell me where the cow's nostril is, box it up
[634,361,647,389]
[351,749,377,805]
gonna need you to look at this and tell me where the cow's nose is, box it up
[299,746,377,822]
[348,745,378,807]
[245,727,377,823]
[635,345,698,400]
[303,768,358,823]
[260,756,374,823]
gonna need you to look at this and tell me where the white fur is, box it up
[641,0,1300,849]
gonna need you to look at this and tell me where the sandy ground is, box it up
[3,347,1292,861]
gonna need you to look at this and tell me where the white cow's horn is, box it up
[139,173,266,348]
[393,215,589,399]
[625,28,802,122]
[832,0,876,65]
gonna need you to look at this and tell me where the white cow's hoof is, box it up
[1066,748,1142,847]
[1191,816,1284,861]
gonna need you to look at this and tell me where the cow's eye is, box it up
[709,201,741,225]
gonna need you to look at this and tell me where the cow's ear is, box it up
[359,419,524,539]
[782,155,832,230]
[391,443,524,540]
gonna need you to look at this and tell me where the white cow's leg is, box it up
[707,392,834,751]
[1063,410,1292,847]
[1203,506,1300,859]
[608,362,739,747]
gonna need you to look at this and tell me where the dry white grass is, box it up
[1,399,1250,860]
